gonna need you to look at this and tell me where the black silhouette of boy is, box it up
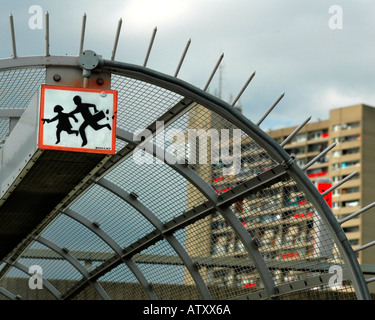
[69,95,111,147]
[42,105,78,144]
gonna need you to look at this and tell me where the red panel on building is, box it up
[317,181,332,208]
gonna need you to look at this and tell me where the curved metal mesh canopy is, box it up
[0,14,372,300]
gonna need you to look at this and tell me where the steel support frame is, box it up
[236,268,353,300]
[60,99,197,300]
[63,147,289,300]
[35,236,110,300]
[0,286,19,300]
[63,208,157,300]
[97,178,212,300]
[20,248,343,274]
[99,59,370,300]
[116,128,277,297]
[4,258,62,299]
[0,71,195,289]
[0,56,79,71]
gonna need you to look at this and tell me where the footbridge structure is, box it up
[0,13,373,300]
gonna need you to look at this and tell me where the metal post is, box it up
[257,93,285,126]
[321,171,358,197]
[339,202,375,225]
[280,116,311,147]
[143,27,157,67]
[203,53,224,91]
[9,14,17,59]
[174,39,191,77]
[302,143,336,170]
[231,71,256,107]
[111,18,122,61]
[78,13,87,55]
[45,11,50,57]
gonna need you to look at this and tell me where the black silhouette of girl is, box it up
[42,105,78,144]
[69,95,111,147]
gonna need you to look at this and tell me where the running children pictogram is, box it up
[38,85,117,154]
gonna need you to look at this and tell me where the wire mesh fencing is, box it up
[0,61,366,301]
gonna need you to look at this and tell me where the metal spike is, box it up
[257,93,285,126]
[321,171,358,197]
[45,11,50,57]
[354,239,375,253]
[231,71,256,107]
[9,14,17,58]
[174,38,191,77]
[302,143,336,171]
[365,277,375,284]
[280,116,311,147]
[111,18,122,61]
[339,202,375,225]
[203,53,224,91]
[79,13,87,55]
[143,27,157,67]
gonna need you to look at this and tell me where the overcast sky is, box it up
[1,0,375,131]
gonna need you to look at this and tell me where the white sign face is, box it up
[39,85,117,154]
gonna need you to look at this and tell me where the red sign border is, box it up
[38,84,118,155]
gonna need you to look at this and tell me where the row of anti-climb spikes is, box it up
[80,14,181,75]
[8,12,286,119]
[9,12,51,58]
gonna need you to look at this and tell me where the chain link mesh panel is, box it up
[39,215,115,272]
[97,263,149,300]
[0,67,46,109]
[111,74,183,134]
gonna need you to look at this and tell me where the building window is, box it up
[292,133,307,144]
[332,124,341,132]
[308,130,323,140]
[341,186,360,194]
[307,168,328,178]
[342,122,360,130]
[308,144,323,153]
[342,147,360,155]
[343,226,360,233]
[297,158,306,167]
[342,200,360,207]
[287,146,306,155]
[332,163,340,170]
[349,239,359,246]
[332,150,341,158]
[332,202,340,209]
[342,134,360,142]
[341,160,359,169]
